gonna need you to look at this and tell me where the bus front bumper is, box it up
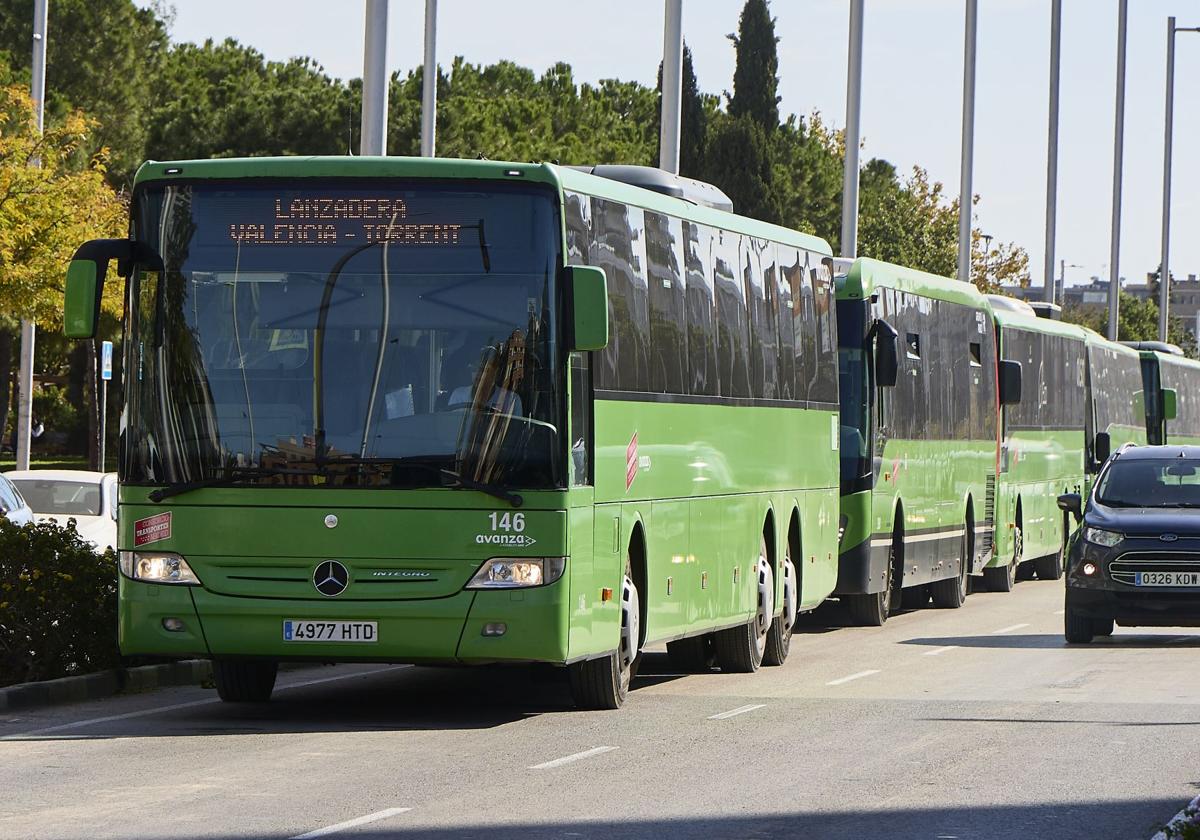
[118,576,571,665]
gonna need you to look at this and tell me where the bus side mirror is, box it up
[64,239,163,339]
[1057,492,1083,523]
[873,320,898,387]
[566,265,608,352]
[1163,387,1178,421]
[1093,431,1111,465]
[998,360,1022,405]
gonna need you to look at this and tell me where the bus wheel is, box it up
[569,561,640,709]
[763,537,797,666]
[1035,515,1067,581]
[984,525,1020,593]
[931,526,970,609]
[212,660,278,703]
[715,538,772,673]
[666,634,714,672]
[847,535,897,626]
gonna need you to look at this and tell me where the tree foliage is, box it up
[0,86,125,327]
[1063,293,1197,357]
[728,0,780,133]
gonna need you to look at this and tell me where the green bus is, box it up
[988,303,1088,588]
[835,258,1009,625]
[1083,332,1147,489]
[1136,344,1200,446]
[63,157,841,709]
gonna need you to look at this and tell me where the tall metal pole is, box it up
[1159,17,1176,342]
[957,0,978,284]
[1107,0,1128,341]
[360,0,389,156]
[16,0,48,472]
[420,0,437,157]
[658,0,684,174]
[1043,0,1062,303]
[840,0,865,259]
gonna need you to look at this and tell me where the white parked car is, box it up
[0,473,34,526]
[5,470,117,551]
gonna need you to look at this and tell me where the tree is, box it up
[774,112,843,247]
[704,113,781,224]
[656,45,711,178]
[728,0,780,133]
[1063,293,1197,358]
[0,0,169,184]
[0,86,124,449]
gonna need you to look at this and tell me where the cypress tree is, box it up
[728,0,780,133]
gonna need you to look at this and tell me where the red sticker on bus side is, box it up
[625,432,639,492]
[134,512,172,546]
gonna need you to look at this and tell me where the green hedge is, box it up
[0,518,119,687]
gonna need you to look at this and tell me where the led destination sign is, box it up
[229,195,463,246]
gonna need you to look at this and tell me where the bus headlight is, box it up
[466,557,566,589]
[118,550,202,585]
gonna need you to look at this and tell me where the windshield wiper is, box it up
[440,469,523,508]
[148,467,308,502]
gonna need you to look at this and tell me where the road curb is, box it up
[0,660,212,712]
[1152,794,1200,840]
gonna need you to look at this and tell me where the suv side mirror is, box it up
[873,320,899,388]
[998,360,1022,405]
[565,265,608,352]
[1057,492,1083,523]
[1162,387,1179,421]
[64,239,163,339]
[1093,431,1111,465]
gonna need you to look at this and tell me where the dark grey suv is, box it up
[1058,445,1200,643]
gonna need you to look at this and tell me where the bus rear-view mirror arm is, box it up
[64,239,164,339]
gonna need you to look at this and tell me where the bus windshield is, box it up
[837,299,871,486]
[125,180,563,490]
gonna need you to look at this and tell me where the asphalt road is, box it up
[2,579,1198,840]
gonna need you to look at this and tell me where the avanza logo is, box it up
[626,432,639,492]
[475,533,538,547]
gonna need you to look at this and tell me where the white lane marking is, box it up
[991,623,1030,634]
[708,703,766,720]
[922,645,960,657]
[529,746,618,770]
[826,669,880,686]
[290,807,412,839]
[2,665,411,740]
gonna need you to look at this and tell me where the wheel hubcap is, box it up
[754,553,773,656]
[619,573,639,691]
[781,555,798,629]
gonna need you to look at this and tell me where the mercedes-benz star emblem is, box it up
[1160,533,1180,543]
[313,560,350,597]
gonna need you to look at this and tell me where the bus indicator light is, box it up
[601,588,613,602]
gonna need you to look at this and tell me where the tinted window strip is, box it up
[595,388,837,411]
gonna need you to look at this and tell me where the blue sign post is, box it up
[100,341,113,468]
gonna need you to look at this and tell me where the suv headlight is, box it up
[118,551,202,585]
[1083,527,1123,548]
[466,557,566,589]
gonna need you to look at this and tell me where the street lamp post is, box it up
[1158,16,1200,341]
[981,232,993,286]
[1107,0,1128,341]
[1057,260,1082,305]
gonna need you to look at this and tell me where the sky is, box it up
[133,0,1200,292]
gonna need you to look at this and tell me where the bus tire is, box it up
[666,634,714,672]
[931,525,970,609]
[212,660,278,703]
[1035,515,1068,581]
[763,534,797,666]
[569,560,640,710]
[847,528,900,626]
[985,524,1020,593]
[1064,605,1094,644]
[715,538,772,673]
